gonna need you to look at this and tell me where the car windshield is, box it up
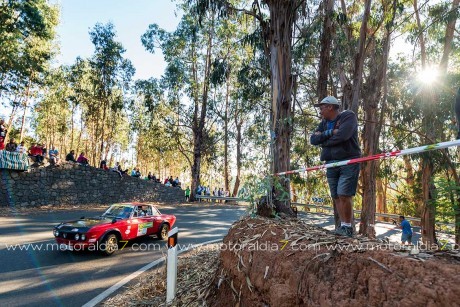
[102,205,133,219]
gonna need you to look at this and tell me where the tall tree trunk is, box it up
[266,0,295,216]
[421,158,436,245]
[413,0,427,67]
[439,0,460,245]
[376,177,384,218]
[439,0,460,71]
[99,99,108,165]
[190,15,213,202]
[70,103,76,150]
[350,0,372,114]
[18,81,32,142]
[5,99,20,142]
[456,89,460,244]
[232,121,242,197]
[317,0,334,99]
[19,102,27,142]
[359,0,396,237]
[224,75,230,192]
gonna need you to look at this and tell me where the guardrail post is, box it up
[166,227,178,304]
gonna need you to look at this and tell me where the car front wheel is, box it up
[158,224,169,240]
[101,233,118,256]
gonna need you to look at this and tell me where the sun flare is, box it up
[417,66,439,84]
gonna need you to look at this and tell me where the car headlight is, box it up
[75,234,80,240]
[54,230,59,237]
[81,234,86,241]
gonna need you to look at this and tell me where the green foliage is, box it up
[0,0,59,95]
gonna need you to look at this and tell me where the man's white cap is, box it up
[314,96,340,107]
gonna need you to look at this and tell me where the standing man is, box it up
[185,186,190,202]
[310,96,361,237]
[398,215,413,245]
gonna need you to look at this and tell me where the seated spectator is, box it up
[41,143,47,156]
[0,119,7,150]
[76,152,89,165]
[173,177,180,187]
[131,167,141,177]
[164,178,169,184]
[28,143,44,164]
[147,172,153,180]
[5,138,17,152]
[168,176,174,185]
[99,160,109,170]
[49,146,60,165]
[66,150,77,162]
[165,181,171,187]
[112,162,127,178]
[16,141,27,154]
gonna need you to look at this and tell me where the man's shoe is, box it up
[335,226,353,237]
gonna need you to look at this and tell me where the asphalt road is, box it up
[1,204,447,307]
[0,204,247,307]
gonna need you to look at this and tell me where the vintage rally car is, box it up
[53,203,176,255]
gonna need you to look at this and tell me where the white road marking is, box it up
[82,238,222,307]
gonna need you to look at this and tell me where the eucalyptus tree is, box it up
[0,0,59,141]
[88,22,135,164]
[32,66,72,151]
[130,78,185,176]
[409,0,459,244]
[0,0,59,96]
[353,0,400,237]
[142,10,221,201]
[68,58,96,153]
[187,0,320,216]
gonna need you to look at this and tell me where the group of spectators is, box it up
[66,150,89,165]
[163,176,181,187]
[0,126,184,187]
[196,185,229,197]
[0,135,64,166]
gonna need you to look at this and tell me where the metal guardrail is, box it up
[193,197,454,227]
[292,202,419,222]
[195,195,242,202]
[292,202,455,227]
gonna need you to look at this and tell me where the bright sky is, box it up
[0,0,180,119]
[54,0,181,79]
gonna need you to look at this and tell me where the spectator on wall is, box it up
[49,146,60,165]
[0,119,7,150]
[99,160,109,170]
[5,138,17,152]
[66,150,77,162]
[76,152,89,165]
[28,143,44,164]
[16,141,27,154]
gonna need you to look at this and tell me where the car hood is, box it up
[55,217,112,231]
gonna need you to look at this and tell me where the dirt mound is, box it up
[207,217,460,307]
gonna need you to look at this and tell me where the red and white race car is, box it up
[53,203,176,255]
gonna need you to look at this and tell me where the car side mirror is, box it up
[112,218,117,224]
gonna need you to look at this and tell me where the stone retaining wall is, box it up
[0,162,184,207]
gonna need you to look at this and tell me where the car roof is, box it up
[111,203,155,207]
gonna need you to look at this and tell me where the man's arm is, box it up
[310,121,332,145]
[321,112,357,147]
